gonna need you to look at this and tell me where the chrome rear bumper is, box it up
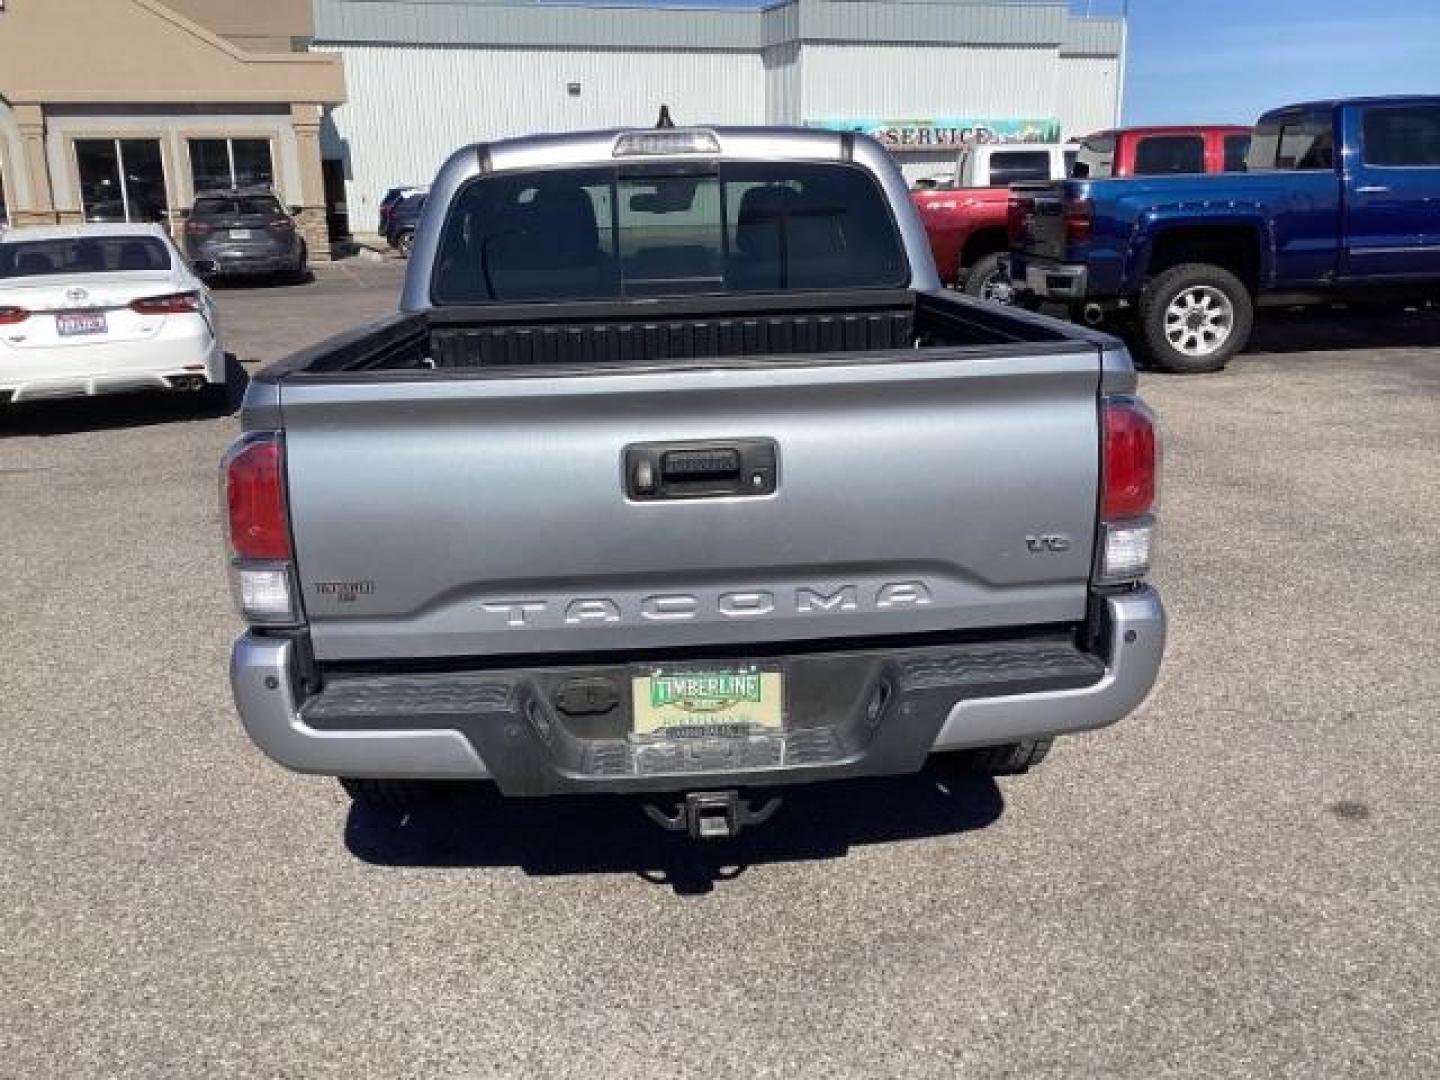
[231,587,1165,788]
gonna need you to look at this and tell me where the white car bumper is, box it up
[0,327,224,403]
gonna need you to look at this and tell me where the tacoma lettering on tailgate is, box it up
[478,582,935,628]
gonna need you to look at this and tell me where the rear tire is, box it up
[396,230,416,259]
[339,777,448,810]
[955,738,1054,776]
[962,253,1012,304]
[283,242,309,285]
[1137,263,1253,374]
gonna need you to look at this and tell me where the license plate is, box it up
[229,229,252,240]
[56,311,108,337]
[632,666,783,738]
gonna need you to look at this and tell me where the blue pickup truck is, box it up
[1008,96,1440,372]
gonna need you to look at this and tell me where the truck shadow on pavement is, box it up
[0,355,247,437]
[345,767,1004,896]
[1244,306,1440,356]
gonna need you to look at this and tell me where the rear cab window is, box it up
[0,235,172,277]
[985,151,1052,186]
[1249,110,1335,171]
[1361,104,1440,166]
[1224,134,1252,172]
[1133,136,1206,176]
[432,161,908,303]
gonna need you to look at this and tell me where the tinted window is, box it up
[1362,105,1440,167]
[190,141,233,196]
[192,196,284,218]
[987,151,1052,185]
[1224,134,1252,172]
[1280,120,1334,170]
[432,162,907,303]
[190,138,273,191]
[1248,113,1334,171]
[1133,136,1205,175]
[0,236,172,278]
[911,174,954,191]
[231,141,274,189]
[1247,124,1280,170]
[1073,136,1116,179]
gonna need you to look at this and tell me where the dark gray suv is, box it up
[183,190,307,282]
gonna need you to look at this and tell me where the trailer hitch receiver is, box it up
[643,790,782,840]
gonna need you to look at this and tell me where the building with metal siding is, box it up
[312,0,1124,231]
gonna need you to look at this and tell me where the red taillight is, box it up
[1064,199,1094,245]
[0,306,30,326]
[130,291,201,315]
[225,434,291,560]
[269,218,295,232]
[1102,398,1157,520]
[185,220,210,236]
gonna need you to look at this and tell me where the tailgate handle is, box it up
[627,439,777,501]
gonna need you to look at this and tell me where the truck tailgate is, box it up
[1009,181,1070,262]
[279,351,1102,661]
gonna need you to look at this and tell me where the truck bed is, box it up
[261,289,1079,381]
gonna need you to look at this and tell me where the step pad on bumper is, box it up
[897,644,1103,693]
[303,674,514,726]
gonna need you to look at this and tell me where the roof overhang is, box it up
[0,0,344,106]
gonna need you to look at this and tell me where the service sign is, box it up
[807,118,1062,150]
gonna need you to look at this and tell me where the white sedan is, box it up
[0,223,225,406]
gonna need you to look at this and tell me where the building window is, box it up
[75,139,168,223]
[189,138,274,192]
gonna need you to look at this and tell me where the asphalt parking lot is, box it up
[2,261,1436,1077]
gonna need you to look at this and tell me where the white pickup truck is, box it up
[224,126,1165,839]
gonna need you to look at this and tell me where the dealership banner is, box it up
[807,118,1062,150]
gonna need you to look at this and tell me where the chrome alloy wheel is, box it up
[980,270,1015,304]
[1164,285,1234,356]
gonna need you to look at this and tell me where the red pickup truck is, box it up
[915,126,1252,297]
[912,144,1070,297]
[1072,125,1253,180]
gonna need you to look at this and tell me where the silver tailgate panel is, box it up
[281,350,1100,661]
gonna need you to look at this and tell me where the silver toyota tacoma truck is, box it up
[224,126,1165,839]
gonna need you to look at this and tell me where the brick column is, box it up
[290,103,332,261]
